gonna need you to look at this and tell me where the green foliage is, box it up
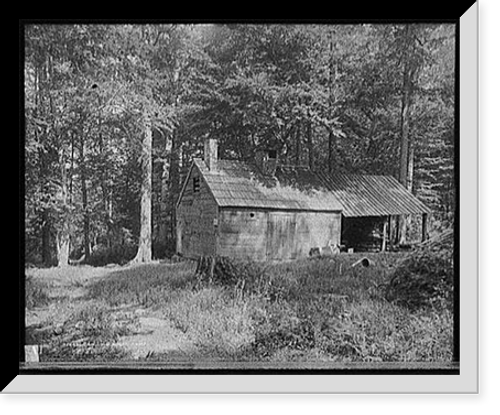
[86,243,137,267]
[176,255,453,362]
[246,256,452,362]
[24,23,455,265]
[25,276,50,309]
[385,231,454,310]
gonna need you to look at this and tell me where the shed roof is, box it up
[187,158,430,217]
[317,172,431,217]
[193,158,343,212]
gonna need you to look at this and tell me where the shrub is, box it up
[25,276,50,309]
[86,243,137,267]
[385,231,454,310]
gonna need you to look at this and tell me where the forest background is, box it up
[23,23,455,267]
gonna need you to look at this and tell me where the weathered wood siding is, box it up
[218,208,341,261]
[176,165,218,257]
[218,209,268,260]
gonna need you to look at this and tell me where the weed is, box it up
[28,253,454,364]
[163,288,256,359]
[385,235,453,310]
[42,300,134,362]
[25,276,50,309]
[87,262,197,308]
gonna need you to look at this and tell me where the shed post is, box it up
[421,213,428,242]
[381,216,388,252]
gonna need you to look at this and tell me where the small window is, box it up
[193,177,200,193]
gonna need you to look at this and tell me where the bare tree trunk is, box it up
[295,122,301,165]
[47,49,71,268]
[35,60,52,265]
[132,111,153,263]
[327,29,337,174]
[56,223,70,267]
[56,152,71,268]
[397,25,414,245]
[158,160,170,245]
[328,129,335,173]
[79,132,91,259]
[168,128,181,252]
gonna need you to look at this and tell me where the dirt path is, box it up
[26,264,196,361]
[117,310,194,360]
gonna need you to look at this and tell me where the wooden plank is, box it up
[176,164,218,258]
[421,213,428,242]
[266,212,297,260]
[218,208,268,260]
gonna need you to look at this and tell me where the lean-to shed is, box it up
[317,172,431,250]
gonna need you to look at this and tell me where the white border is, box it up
[7,8,478,393]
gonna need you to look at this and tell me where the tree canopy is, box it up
[23,23,456,266]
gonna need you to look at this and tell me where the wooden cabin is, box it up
[176,139,430,260]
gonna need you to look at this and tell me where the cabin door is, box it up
[266,212,297,260]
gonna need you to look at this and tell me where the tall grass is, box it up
[41,300,134,362]
[210,254,452,362]
[87,261,197,307]
[164,288,256,359]
[73,253,454,363]
[25,276,50,309]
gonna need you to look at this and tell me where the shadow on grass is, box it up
[85,261,198,307]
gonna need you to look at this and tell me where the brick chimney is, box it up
[204,138,218,171]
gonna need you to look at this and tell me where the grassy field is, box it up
[24,252,453,365]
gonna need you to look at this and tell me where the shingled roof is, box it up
[188,158,430,216]
[317,172,431,217]
[193,158,342,212]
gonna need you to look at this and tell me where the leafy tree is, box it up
[23,23,456,266]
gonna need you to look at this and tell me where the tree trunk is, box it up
[49,48,71,268]
[307,120,313,169]
[79,132,91,259]
[56,222,70,267]
[158,127,172,250]
[405,144,415,235]
[328,28,336,174]
[57,154,71,268]
[132,111,153,263]
[295,122,301,165]
[41,210,52,266]
[95,106,114,250]
[35,60,52,266]
[328,129,335,173]
[168,128,181,251]
[397,25,414,245]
